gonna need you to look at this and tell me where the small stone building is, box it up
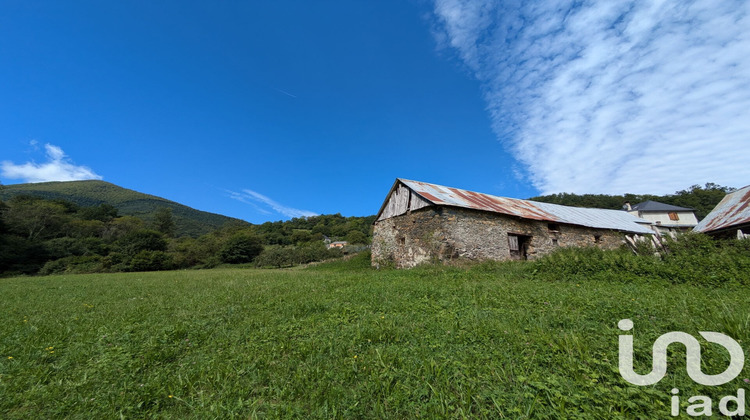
[372,179,654,268]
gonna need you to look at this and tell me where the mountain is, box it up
[0,180,248,237]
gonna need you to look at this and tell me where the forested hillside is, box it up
[254,213,376,245]
[0,181,375,276]
[0,180,247,237]
[528,183,732,220]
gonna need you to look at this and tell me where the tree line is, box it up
[529,183,732,220]
[0,192,373,276]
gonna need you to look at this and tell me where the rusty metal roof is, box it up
[693,185,750,233]
[397,179,654,234]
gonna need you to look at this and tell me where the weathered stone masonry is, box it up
[372,206,625,269]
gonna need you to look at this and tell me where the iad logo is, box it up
[618,319,744,386]
[617,319,746,417]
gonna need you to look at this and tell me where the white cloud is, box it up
[432,0,750,194]
[228,188,318,219]
[1,143,102,183]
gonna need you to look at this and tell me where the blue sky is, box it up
[2,1,749,224]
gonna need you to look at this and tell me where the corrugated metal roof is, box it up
[694,185,750,233]
[397,179,654,234]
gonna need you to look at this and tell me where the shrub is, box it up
[40,255,105,275]
[130,250,175,272]
[171,236,223,268]
[659,234,750,286]
[295,241,341,264]
[311,250,372,271]
[0,235,49,275]
[254,243,344,268]
[531,234,750,286]
[44,237,108,259]
[254,247,293,268]
[101,252,128,272]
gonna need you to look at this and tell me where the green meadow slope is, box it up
[0,180,247,237]
[1,252,749,418]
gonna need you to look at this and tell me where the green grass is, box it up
[2,255,750,418]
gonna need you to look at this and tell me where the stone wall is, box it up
[372,206,627,268]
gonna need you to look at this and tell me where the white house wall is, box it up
[629,210,698,227]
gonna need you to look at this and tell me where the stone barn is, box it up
[372,179,654,268]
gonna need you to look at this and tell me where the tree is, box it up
[103,216,144,242]
[219,234,264,264]
[66,219,106,238]
[291,229,312,244]
[4,196,70,240]
[0,199,8,235]
[671,183,733,220]
[0,235,48,274]
[153,207,176,237]
[345,230,368,244]
[78,204,118,222]
[529,183,732,221]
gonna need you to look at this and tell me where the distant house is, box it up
[328,241,348,249]
[694,185,750,239]
[372,179,653,268]
[624,200,698,235]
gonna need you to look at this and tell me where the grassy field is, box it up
[2,252,750,419]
